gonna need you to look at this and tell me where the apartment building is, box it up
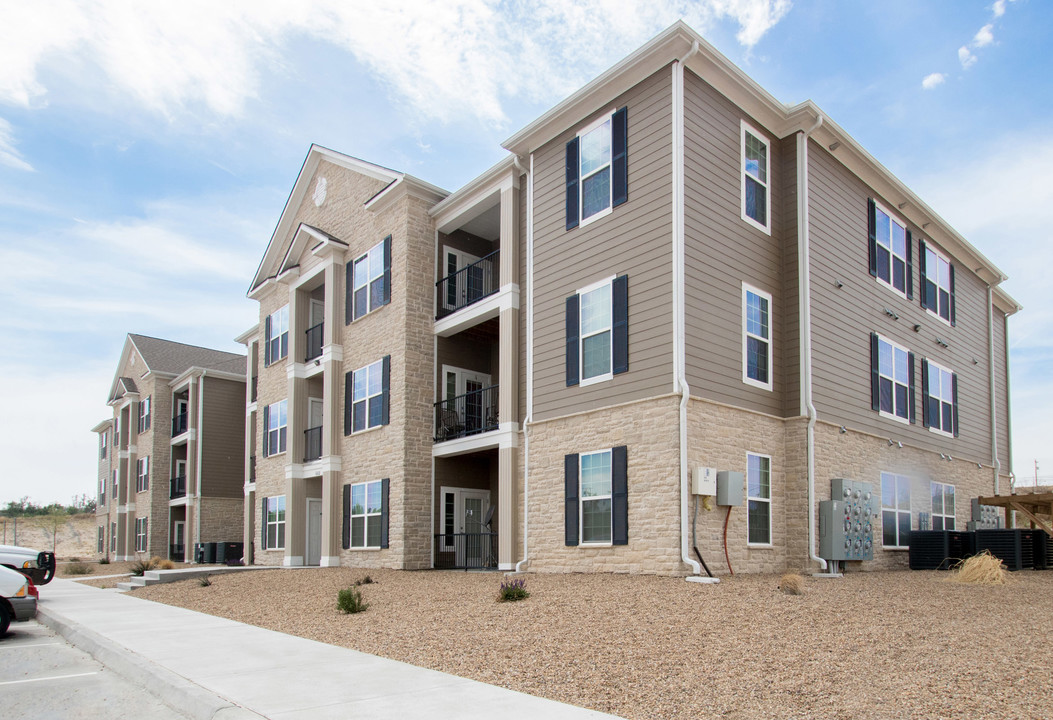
[96,334,246,562]
[240,21,1017,575]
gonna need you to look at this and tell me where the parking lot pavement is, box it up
[0,620,188,720]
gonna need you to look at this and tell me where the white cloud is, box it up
[921,73,946,90]
[0,117,32,171]
[973,23,995,48]
[992,0,1006,18]
[958,45,977,69]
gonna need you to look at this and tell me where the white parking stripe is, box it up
[0,672,98,686]
[0,642,63,650]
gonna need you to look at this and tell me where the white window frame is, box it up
[742,283,773,391]
[134,517,148,552]
[113,469,118,498]
[264,495,286,550]
[579,449,613,546]
[577,110,615,228]
[97,526,104,553]
[352,240,386,320]
[578,275,615,387]
[113,416,120,446]
[873,201,909,298]
[876,335,911,424]
[924,244,953,326]
[881,471,912,549]
[351,360,385,433]
[138,396,151,433]
[349,480,384,549]
[740,120,771,235]
[264,400,287,456]
[746,453,772,547]
[265,305,289,365]
[110,522,117,553]
[136,456,149,493]
[931,481,956,531]
[98,477,105,504]
[100,431,107,458]
[927,360,956,438]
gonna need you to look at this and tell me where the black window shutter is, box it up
[612,107,628,208]
[919,239,931,310]
[264,315,272,364]
[380,478,390,549]
[345,260,353,325]
[262,408,270,456]
[381,355,391,426]
[867,199,877,277]
[564,454,579,546]
[612,275,629,375]
[382,235,392,306]
[921,359,930,428]
[565,294,580,386]
[949,264,956,326]
[343,371,353,435]
[260,498,267,550]
[341,484,350,550]
[951,374,959,437]
[611,445,628,546]
[907,352,916,424]
[870,333,880,411]
[565,138,580,230]
[905,230,914,300]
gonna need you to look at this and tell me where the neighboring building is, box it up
[97,334,246,562]
[239,21,1018,575]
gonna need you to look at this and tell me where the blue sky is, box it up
[1,0,1050,506]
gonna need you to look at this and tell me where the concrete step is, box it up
[115,582,136,592]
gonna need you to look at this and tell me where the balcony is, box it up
[434,533,498,569]
[170,475,186,499]
[436,250,498,320]
[304,426,322,462]
[305,322,323,362]
[172,412,188,437]
[434,385,499,442]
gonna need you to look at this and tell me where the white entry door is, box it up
[441,365,493,435]
[439,487,491,566]
[306,499,322,566]
[441,246,488,313]
[172,521,185,561]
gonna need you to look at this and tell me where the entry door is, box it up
[442,366,492,434]
[439,487,491,566]
[309,299,325,328]
[306,499,322,566]
[172,521,185,560]
[442,247,483,312]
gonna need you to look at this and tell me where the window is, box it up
[138,396,151,433]
[263,400,287,456]
[263,496,286,550]
[113,416,120,446]
[100,432,107,459]
[741,121,771,234]
[867,200,912,298]
[881,472,911,548]
[564,446,628,547]
[870,334,915,423]
[931,482,956,531]
[110,522,117,553]
[565,276,628,386]
[97,526,104,554]
[134,517,148,552]
[348,237,391,321]
[136,457,149,493]
[920,241,955,325]
[565,107,627,230]
[743,284,772,390]
[265,305,289,365]
[746,453,772,545]
[98,477,105,505]
[113,469,118,498]
[923,360,958,437]
[345,357,389,433]
[349,481,383,548]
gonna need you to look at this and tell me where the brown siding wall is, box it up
[201,376,246,499]
[532,67,674,421]
[993,311,1011,473]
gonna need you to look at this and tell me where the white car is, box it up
[0,564,37,635]
[0,544,56,585]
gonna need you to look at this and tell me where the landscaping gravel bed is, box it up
[133,568,1051,719]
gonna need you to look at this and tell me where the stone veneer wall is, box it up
[199,497,245,545]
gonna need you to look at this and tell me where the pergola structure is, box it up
[977,489,1053,538]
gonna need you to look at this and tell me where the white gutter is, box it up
[988,287,1000,493]
[195,371,206,553]
[675,42,702,576]
[514,152,534,574]
[797,115,828,572]
[1003,313,1014,482]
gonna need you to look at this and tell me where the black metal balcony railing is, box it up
[172,411,188,437]
[434,533,498,570]
[435,249,499,319]
[170,544,185,563]
[305,322,324,362]
[250,375,258,403]
[434,385,499,442]
[249,455,256,482]
[170,475,186,499]
[304,426,323,462]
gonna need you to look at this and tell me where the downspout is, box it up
[195,370,206,554]
[797,114,828,572]
[1003,313,1014,486]
[514,152,534,573]
[675,41,703,576]
[987,286,1000,494]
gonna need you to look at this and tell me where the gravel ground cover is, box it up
[56,560,137,579]
[133,568,1051,720]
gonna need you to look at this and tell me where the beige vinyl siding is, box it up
[777,135,801,417]
[201,376,246,498]
[683,71,787,416]
[807,141,994,461]
[993,313,1010,472]
[532,67,674,422]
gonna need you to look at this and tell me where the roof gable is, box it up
[107,334,245,403]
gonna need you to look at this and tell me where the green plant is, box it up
[198,575,212,587]
[64,561,92,576]
[130,557,153,576]
[98,557,110,565]
[498,577,529,602]
[353,575,374,586]
[337,587,369,614]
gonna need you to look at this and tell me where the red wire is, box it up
[723,505,734,576]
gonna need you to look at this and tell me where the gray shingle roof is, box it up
[128,334,246,377]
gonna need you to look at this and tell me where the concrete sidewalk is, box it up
[37,579,622,720]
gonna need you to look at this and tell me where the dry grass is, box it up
[948,550,1011,586]
[56,560,138,579]
[778,572,805,595]
[131,568,1053,720]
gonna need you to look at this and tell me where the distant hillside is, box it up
[0,513,96,558]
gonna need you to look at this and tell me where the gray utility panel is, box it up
[716,471,743,506]
[819,478,875,562]
[968,497,1003,530]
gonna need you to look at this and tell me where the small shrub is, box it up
[498,577,529,602]
[64,561,92,576]
[337,587,369,614]
[157,559,176,570]
[778,573,805,595]
[98,557,110,565]
[198,575,212,587]
[130,558,153,577]
[353,575,374,586]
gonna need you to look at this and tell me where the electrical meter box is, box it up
[819,479,875,561]
[716,471,743,506]
[692,466,717,496]
[970,498,1003,530]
